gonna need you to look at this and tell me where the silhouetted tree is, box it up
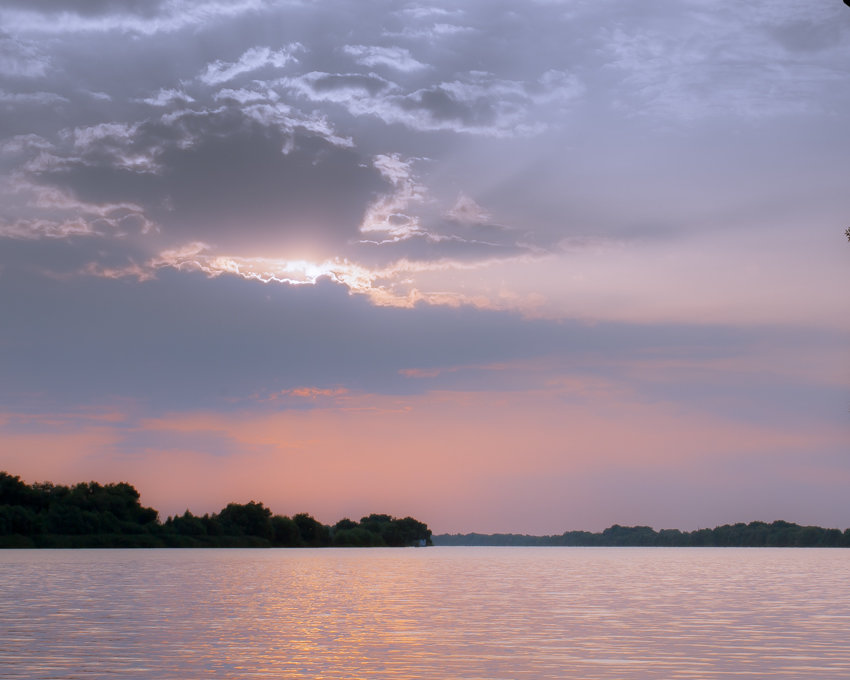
[333,527,381,547]
[216,501,273,539]
[333,518,358,532]
[165,510,207,536]
[0,504,43,535]
[271,515,299,546]
[294,512,330,546]
[0,472,44,509]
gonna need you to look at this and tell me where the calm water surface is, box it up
[1,547,848,679]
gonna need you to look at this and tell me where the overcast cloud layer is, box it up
[1,0,848,532]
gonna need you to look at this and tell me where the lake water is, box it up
[1,547,848,679]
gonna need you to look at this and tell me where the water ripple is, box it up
[1,547,848,679]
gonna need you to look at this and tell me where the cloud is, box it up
[4,85,544,278]
[213,88,274,104]
[7,253,829,417]
[12,105,381,255]
[599,2,850,119]
[0,33,50,78]
[0,158,155,241]
[198,44,300,86]
[342,45,427,72]
[0,210,151,240]
[769,19,845,53]
[446,193,492,225]
[0,89,68,105]
[281,71,395,104]
[395,7,462,21]
[0,0,168,18]
[80,239,516,310]
[387,22,477,41]
[349,154,541,268]
[140,88,195,106]
[0,0,266,36]
[358,153,428,242]
[280,68,583,136]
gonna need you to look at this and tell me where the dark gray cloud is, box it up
[0,32,50,79]
[0,0,262,36]
[32,106,385,255]
[0,0,166,16]
[301,73,392,98]
[769,19,846,52]
[0,263,814,416]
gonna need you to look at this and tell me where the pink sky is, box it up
[4,359,847,533]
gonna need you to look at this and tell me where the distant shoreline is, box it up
[433,521,850,548]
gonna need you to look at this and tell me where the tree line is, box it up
[434,521,850,547]
[0,472,431,549]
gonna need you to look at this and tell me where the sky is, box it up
[0,0,848,534]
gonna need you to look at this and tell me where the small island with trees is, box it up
[0,472,432,549]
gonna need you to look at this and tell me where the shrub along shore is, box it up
[0,472,431,549]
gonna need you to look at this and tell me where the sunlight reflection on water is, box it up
[1,547,849,679]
